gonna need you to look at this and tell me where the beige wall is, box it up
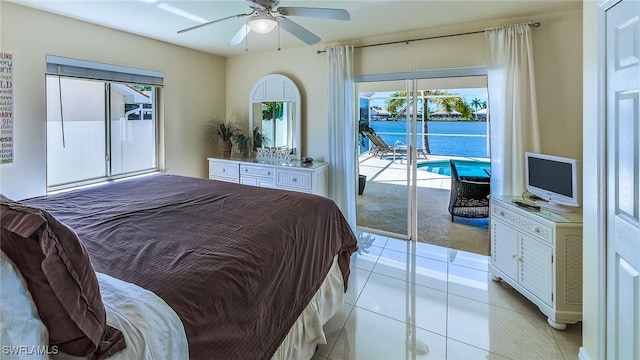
[226,9,583,165]
[0,2,226,200]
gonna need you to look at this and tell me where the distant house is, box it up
[476,108,488,120]
[429,109,462,120]
[112,84,152,120]
[371,108,390,120]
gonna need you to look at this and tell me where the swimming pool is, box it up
[417,160,490,177]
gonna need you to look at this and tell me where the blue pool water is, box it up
[363,120,489,158]
[417,160,490,177]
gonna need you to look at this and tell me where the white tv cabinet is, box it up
[207,157,329,197]
[489,195,583,330]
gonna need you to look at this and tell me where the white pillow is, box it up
[0,251,50,359]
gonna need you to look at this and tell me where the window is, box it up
[45,56,163,190]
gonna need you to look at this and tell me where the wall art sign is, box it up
[0,52,13,164]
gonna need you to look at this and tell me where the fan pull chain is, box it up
[244,21,249,52]
[277,24,281,51]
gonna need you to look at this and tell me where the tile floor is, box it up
[312,231,582,360]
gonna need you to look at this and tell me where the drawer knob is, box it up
[500,211,505,216]
[292,178,297,182]
[222,169,225,173]
[267,172,271,175]
[535,228,541,233]
[245,168,248,172]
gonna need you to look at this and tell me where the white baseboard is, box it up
[578,347,592,360]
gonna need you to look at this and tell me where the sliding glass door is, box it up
[355,70,490,245]
[356,79,416,239]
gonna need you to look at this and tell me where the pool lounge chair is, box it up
[364,131,402,160]
[364,131,426,162]
[393,143,429,163]
[448,159,491,221]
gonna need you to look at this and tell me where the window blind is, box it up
[46,55,164,86]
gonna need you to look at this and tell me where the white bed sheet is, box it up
[96,273,188,360]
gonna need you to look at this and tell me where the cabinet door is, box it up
[257,179,276,188]
[520,234,553,306]
[240,177,258,186]
[491,220,519,281]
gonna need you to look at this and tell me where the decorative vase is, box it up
[222,140,232,159]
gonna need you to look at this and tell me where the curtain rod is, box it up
[316,21,541,54]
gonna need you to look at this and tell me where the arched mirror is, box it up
[249,74,301,159]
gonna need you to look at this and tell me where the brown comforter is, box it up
[24,174,358,359]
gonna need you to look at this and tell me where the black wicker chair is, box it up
[448,159,491,222]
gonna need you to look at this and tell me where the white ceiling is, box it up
[8,0,581,57]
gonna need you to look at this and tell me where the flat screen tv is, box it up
[525,152,579,213]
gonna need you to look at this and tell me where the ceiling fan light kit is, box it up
[177,0,350,49]
[247,15,278,34]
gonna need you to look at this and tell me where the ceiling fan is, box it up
[177,0,350,46]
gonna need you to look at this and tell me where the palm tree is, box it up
[456,100,473,120]
[385,94,407,121]
[470,98,483,120]
[385,90,463,154]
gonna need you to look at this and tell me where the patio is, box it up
[357,153,490,256]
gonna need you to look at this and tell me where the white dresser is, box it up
[489,195,583,330]
[207,157,329,197]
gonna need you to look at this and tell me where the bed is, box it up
[0,174,358,359]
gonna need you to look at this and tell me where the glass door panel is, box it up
[414,76,491,253]
[356,80,411,238]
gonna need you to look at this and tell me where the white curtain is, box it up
[326,45,356,230]
[486,23,540,196]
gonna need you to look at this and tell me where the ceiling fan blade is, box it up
[177,12,252,34]
[228,24,251,46]
[277,17,321,45]
[247,0,278,10]
[277,7,350,21]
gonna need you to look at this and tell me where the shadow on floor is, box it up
[357,181,490,256]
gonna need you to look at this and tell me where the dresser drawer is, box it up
[276,169,312,191]
[240,164,274,178]
[492,204,553,244]
[209,161,239,182]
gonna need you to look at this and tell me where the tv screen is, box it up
[527,157,574,197]
[525,152,579,212]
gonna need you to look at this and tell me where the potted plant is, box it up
[232,130,252,159]
[209,120,238,159]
